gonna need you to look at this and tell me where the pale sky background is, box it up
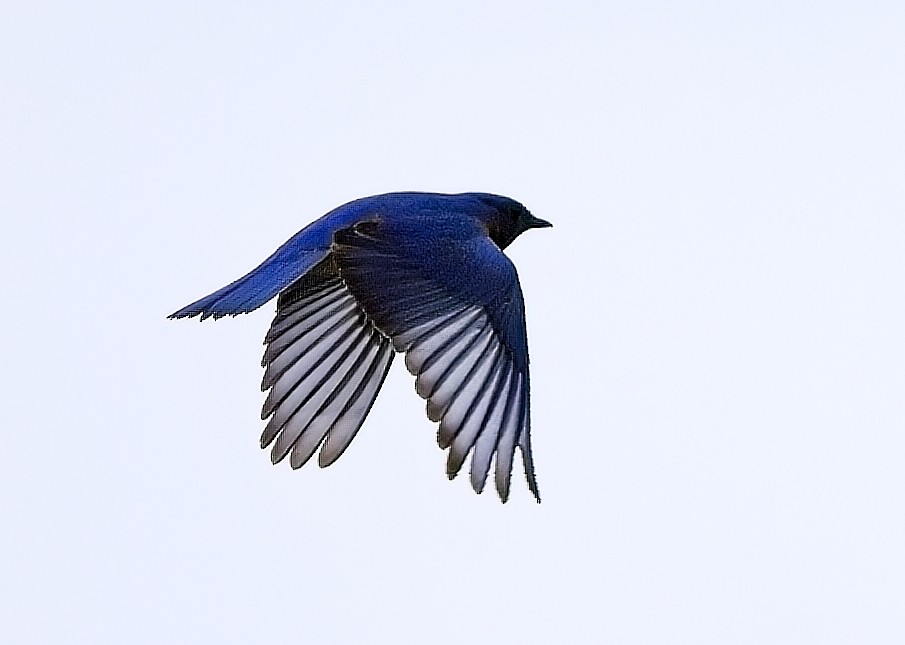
[2,2,904,643]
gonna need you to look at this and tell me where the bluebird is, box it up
[169,192,551,502]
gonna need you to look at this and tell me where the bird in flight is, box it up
[169,192,551,502]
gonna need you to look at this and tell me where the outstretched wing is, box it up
[333,217,540,502]
[259,255,394,469]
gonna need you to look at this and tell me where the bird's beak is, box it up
[528,215,553,229]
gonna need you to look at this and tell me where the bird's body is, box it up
[170,192,550,502]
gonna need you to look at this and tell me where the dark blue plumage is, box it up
[170,192,551,502]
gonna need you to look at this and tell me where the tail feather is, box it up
[169,246,329,320]
[169,196,387,321]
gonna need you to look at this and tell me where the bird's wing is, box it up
[259,255,394,469]
[333,218,540,502]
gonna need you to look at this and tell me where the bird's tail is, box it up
[168,244,329,321]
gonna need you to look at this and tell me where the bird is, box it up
[169,192,551,502]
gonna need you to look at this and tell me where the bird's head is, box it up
[473,194,553,249]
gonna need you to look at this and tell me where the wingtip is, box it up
[518,433,542,503]
[527,476,542,503]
